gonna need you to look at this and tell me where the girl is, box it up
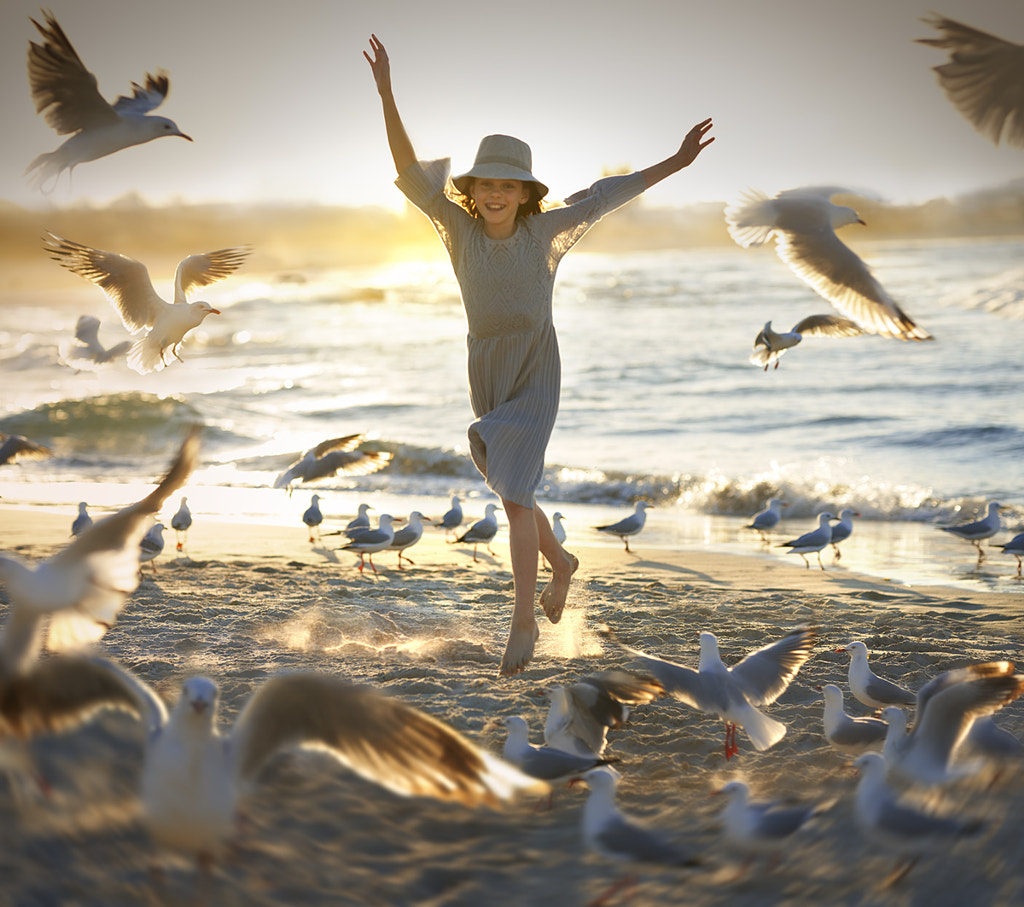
[365,34,714,676]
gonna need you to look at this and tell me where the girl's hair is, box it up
[453,180,546,219]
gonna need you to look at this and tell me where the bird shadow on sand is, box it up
[311,545,340,564]
[627,558,729,587]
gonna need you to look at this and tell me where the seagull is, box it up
[745,497,787,542]
[454,503,502,562]
[70,501,93,537]
[439,496,463,539]
[835,641,916,711]
[750,315,864,370]
[714,780,832,875]
[543,670,665,758]
[139,523,165,575]
[302,494,323,543]
[273,435,392,493]
[595,501,652,553]
[25,11,193,191]
[342,502,374,539]
[5,664,547,874]
[777,512,835,569]
[170,496,192,552]
[917,15,1024,149]
[43,232,249,374]
[820,683,889,754]
[0,430,198,668]
[342,514,397,573]
[881,661,1024,789]
[829,508,860,561]
[63,314,132,367]
[581,765,698,902]
[852,751,984,886]
[994,531,1024,577]
[388,511,430,568]
[0,434,52,466]
[610,627,816,759]
[725,187,934,341]
[940,501,1004,567]
[551,511,567,546]
[499,716,612,788]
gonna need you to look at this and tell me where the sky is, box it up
[1,0,1022,212]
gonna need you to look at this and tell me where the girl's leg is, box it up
[534,504,577,623]
[499,497,540,676]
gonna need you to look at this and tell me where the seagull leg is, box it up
[882,856,918,888]
[368,554,378,574]
[587,873,639,907]
[800,553,810,569]
[623,537,631,553]
[816,551,825,570]
[832,543,841,562]
[974,540,985,568]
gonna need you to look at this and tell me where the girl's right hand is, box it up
[363,34,392,96]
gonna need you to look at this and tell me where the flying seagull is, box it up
[63,314,132,368]
[725,187,934,341]
[750,315,864,370]
[43,232,249,374]
[25,11,193,190]
[0,434,52,466]
[273,434,392,493]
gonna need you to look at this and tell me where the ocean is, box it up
[2,234,1023,592]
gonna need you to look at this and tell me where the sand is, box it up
[1,506,1023,907]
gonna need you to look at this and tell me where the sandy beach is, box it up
[1,506,1023,907]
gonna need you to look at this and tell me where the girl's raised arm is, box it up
[364,34,417,175]
[639,118,715,189]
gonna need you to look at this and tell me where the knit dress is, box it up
[396,159,646,508]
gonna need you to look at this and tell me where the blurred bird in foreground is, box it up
[0,434,52,466]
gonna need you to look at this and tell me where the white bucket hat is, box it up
[452,134,548,198]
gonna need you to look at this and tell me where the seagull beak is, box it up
[178,131,194,142]
[210,308,222,315]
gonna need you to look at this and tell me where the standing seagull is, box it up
[139,523,165,576]
[820,683,889,754]
[499,716,611,786]
[745,497,788,542]
[829,508,860,561]
[994,531,1024,577]
[70,501,92,537]
[750,315,863,370]
[611,627,817,759]
[917,15,1024,149]
[725,187,933,341]
[439,495,463,539]
[44,232,249,374]
[543,670,665,758]
[0,430,198,664]
[1,664,547,875]
[388,511,430,569]
[940,501,1004,567]
[777,512,835,570]
[302,495,323,544]
[595,501,652,553]
[25,12,193,191]
[170,496,192,552]
[551,511,567,546]
[454,503,502,562]
[273,435,392,493]
[342,514,397,573]
[835,641,917,711]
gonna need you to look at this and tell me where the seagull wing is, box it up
[0,435,52,465]
[27,12,118,134]
[173,247,251,302]
[918,15,1024,148]
[775,231,932,341]
[306,450,393,482]
[111,72,171,116]
[311,434,365,457]
[73,314,103,349]
[790,313,865,338]
[44,233,164,333]
[44,430,199,649]
[0,655,166,739]
[730,627,816,706]
[229,672,546,807]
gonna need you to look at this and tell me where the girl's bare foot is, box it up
[540,553,578,624]
[499,622,540,676]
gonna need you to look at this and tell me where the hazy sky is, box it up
[1,0,1022,211]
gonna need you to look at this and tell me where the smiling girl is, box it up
[365,34,714,676]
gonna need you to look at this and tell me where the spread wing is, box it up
[791,313,865,338]
[27,11,118,134]
[730,627,816,706]
[44,233,164,333]
[173,247,251,302]
[918,15,1024,148]
[112,73,171,116]
[230,673,546,807]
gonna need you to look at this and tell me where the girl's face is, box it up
[470,178,530,237]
